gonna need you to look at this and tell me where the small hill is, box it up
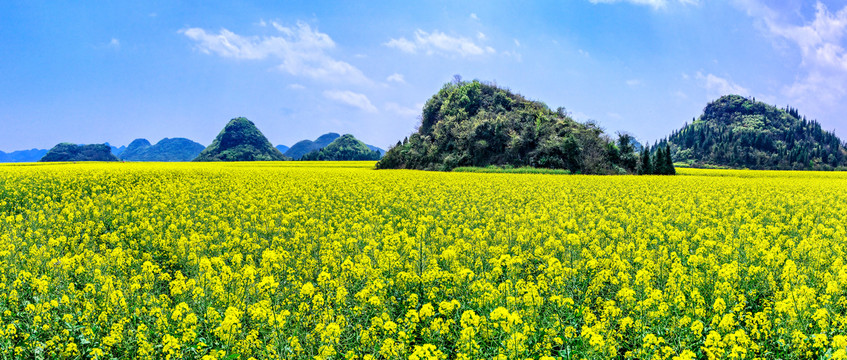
[367,144,385,156]
[193,117,288,161]
[120,139,152,160]
[660,95,847,170]
[284,133,340,160]
[106,143,126,157]
[275,145,290,153]
[376,80,640,174]
[120,138,205,162]
[0,148,48,163]
[301,134,383,160]
[40,143,119,162]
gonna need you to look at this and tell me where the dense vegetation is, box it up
[0,148,47,163]
[301,134,382,161]
[376,80,652,174]
[659,95,847,170]
[284,133,341,160]
[120,138,205,162]
[39,143,119,162]
[193,117,288,162]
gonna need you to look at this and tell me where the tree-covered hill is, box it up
[376,80,651,174]
[120,138,205,162]
[301,134,382,161]
[193,117,288,161]
[284,133,341,160]
[659,95,847,170]
[39,143,119,162]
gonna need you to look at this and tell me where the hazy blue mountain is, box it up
[366,144,385,156]
[106,142,127,156]
[0,148,48,162]
[275,145,289,153]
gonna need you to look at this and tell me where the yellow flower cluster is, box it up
[0,162,846,359]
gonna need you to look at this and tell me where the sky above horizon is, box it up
[3,0,847,152]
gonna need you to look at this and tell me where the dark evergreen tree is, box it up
[639,146,652,175]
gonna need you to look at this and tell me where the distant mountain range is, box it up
[121,138,205,162]
[284,132,384,160]
[1,131,384,163]
[301,134,382,161]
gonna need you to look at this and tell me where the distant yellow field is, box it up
[1,162,846,359]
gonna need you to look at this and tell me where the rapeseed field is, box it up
[1,162,846,359]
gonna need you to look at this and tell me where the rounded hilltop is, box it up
[377,80,641,174]
[194,117,288,161]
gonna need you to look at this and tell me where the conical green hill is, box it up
[194,117,288,161]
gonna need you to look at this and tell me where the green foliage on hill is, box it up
[660,95,847,170]
[284,133,341,160]
[376,80,645,174]
[301,134,382,161]
[120,138,205,162]
[193,117,288,161]
[39,143,119,162]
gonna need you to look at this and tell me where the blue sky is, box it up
[2,0,847,151]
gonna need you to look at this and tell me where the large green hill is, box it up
[120,138,205,162]
[301,134,382,161]
[39,143,119,162]
[377,80,641,174]
[193,117,288,161]
[659,95,847,170]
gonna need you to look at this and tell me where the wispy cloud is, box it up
[385,102,419,117]
[626,79,642,87]
[588,0,698,10]
[386,73,405,83]
[323,90,378,112]
[181,21,369,84]
[385,30,495,57]
[735,1,847,111]
[697,72,749,98]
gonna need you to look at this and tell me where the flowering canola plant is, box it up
[0,162,846,359]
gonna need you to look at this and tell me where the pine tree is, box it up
[639,146,651,175]
[665,144,676,175]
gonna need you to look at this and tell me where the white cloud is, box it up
[181,21,369,83]
[288,83,305,90]
[323,90,378,112]
[470,13,479,20]
[477,32,487,40]
[514,39,521,47]
[385,102,419,117]
[626,79,642,87]
[735,1,847,111]
[697,72,749,98]
[384,30,493,57]
[386,73,405,83]
[589,0,698,10]
[109,38,120,49]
